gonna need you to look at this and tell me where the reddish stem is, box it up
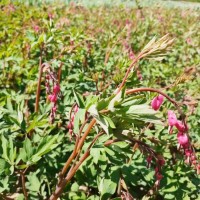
[116,54,142,93]
[126,88,184,118]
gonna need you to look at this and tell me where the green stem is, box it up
[35,56,43,113]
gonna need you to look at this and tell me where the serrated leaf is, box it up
[26,172,40,192]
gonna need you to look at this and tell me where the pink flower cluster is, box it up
[146,155,165,190]
[48,84,60,123]
[67,104,79,136]
[168,110,199,173]
[151,95,199,174]
[168,110,188,134]
[44,67,61,123]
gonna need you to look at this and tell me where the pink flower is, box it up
[129,51,135,60]
[53,84,60,94]
[146,156,152,168]
[67,121,73,129]
[33,25,40,33]
[185,149,192,157]
[156,173,163,181]
[48,94,57,103]
[168,110,177,126]
[186,38,192,45]
[157,159,165,166]
[177,132,189,146]
[151,95,164,111]
[74,104,79,113]
[175,120,186,132]
[52,106,57,112]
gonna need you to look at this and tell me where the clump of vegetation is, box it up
[0,1,199,199]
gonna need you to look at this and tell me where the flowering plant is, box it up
[0,2,199,200]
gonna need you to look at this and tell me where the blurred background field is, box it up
[13,0,200,8]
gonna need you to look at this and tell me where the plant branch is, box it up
[20,168,28,200]
[126,87,185,118]
[76,118,96,154]
[116,54,142,93]
[61,136,80,176]
[66,132,104,181]
[49,129,102,200]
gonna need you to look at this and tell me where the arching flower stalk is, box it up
[43,64,61,123]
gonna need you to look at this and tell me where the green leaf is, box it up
[121,95,145,107]
[31,135,60,163]
[73,108,86,134]
[90,147,101,164]
[8,136,17,164]
[0,176,9,193]
[1,135,9,161]
[96,115,110,135]
[26,114,48,132]
[88,104,99,118]
[99,178,117,200]
[73,90,85,108]
[96,97,112,111]
[103,116,116,129]
[108,90,123,112]
[6,97,13,112]
[26,172,40,192]
[0,159,7,174]
[117,104,163,125]
[85,94,99,109]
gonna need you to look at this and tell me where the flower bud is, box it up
[151,95,164,111]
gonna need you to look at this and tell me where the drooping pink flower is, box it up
[67,121,73,129]
[53,84,60,94]
[52,106,57,112]
[151,95,164,111]
[177,132,189,146]
[146,156,152,168]
[157,158,165,166]
[175,120,186,132]
[48,94,57,103]
[168,110,177,126]
[185,149,192,157]
[74,104,79,113]
[156,173,163,181]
